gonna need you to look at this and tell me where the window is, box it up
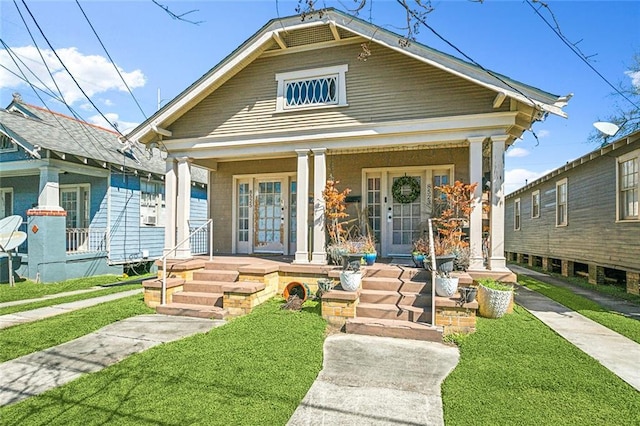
[0,132,17,153]
[514,198,521,230]
[531,190,540,218]
[0,188,13,219]
[60,185,90,228]
[556,178,568,226]
[275,65,348,112]
[140,181,165,226]
[618,151,639,220]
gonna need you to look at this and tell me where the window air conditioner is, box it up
[143,215,157,225]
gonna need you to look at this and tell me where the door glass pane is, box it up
[255,181,282,249]
[366,177,381,246]
[237,183,249,242]
[391,176,421,247]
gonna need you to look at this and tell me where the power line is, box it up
[526,0,639,111]
[74,0,148,121]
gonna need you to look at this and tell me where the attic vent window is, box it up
[275,64,348,112]
[0,133,17,153]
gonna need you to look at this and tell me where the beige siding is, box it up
[505,142,640,272]
[170,42,507,139]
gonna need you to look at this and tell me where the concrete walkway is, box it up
[0,314,223,406]
[515,282,640,392]
[0,289,143,330]
[287,334,459,426]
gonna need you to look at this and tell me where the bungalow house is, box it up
[0,95,207,283]
[127,9,569,273]
[505,130,640,295]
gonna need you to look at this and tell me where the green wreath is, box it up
[392,176,420,204]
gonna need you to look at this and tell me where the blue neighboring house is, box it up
[0,94,208,283]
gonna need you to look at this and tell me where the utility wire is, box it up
[74,0,148,121]
[526,0,639,111]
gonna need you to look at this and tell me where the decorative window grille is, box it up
[275,64,348,112]
[619,154,638,220]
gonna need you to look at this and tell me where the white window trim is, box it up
[514,198,521,231]
[616,148,639,222]
[275,64,348,112]
[0,187,14,218]
[531,190,540,219]
[556,178,568,227]
[0,131,18,153]
[60,184,91,228]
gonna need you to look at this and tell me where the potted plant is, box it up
[476,278,514,318]
[411,237,429,268]
[362,233,377,266]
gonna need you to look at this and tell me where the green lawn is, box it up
[0,274,147,303]
[0,294,154,362]
[518,276,640,344]
[0,298,327,426]
[442,306,640,425]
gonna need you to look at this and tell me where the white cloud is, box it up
[87,112,139,134]
[537,129,550,138]
[505,168,553,194]
[0,45,145,105]
[506,147,529,158]
[625,70,640,90]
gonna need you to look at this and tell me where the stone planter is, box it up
[477,284,513,318]
[340,270,362,292]
[435,276,459,297]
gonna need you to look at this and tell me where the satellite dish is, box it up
[593,121,620,137]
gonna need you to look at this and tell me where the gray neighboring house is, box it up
[0,95,208,283]
[505,130,640,294]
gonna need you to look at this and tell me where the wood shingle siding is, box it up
[169,43,508,140]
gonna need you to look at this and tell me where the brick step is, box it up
[204,261,249,271]
[345,317,442,342]
[361,277,430,293]
[156,303,227,319]
[192,269,239,282]
[183,281,226,293]
[364,267,424,280]
[359,289,431,307]
[356,303,431,323]
[141,277,185,288]
[172,291,223,307]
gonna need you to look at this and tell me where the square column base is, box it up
[293,251,309,264]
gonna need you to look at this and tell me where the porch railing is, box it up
[189,221,211,256]
[66,228,107,253]
[161,219,213,305]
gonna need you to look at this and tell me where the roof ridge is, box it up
[20,102,119,136]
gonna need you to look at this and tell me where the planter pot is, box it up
[477,284,513,318]
[426,254,456,274]
[411,253,425,268]
[435,276,459,297]
[458,286,477,303]
[363,252,377,266]
[283,281,311,302]
[339,270,362,292]
[317,278,335,293]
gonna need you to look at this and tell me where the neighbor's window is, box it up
[618,151,638,220]
[531,190,540,218]
[556,178,568,226]
[275,65,348,112]
[0,188,13,219]
[514,198,521,230]
[140,180,166,226]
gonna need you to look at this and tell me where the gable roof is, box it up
[127,8,570,145]
[0,100,207,183]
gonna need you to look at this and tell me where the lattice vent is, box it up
[282,25,335,47]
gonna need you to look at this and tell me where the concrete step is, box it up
[365,267,425,280]
[345,317,442,342]
[361,277,430,293]
[359,289,431,307]
[356,302,431,323]
[183,281,226,293]
[156,303,227,319]
[204,261,249,271]
[172,291,223,307]
[192,270,239,282]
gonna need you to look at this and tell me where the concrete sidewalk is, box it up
[515,284,640,392]
[0,314,223,406]
[287,334,459,426]
[0,289,143,330]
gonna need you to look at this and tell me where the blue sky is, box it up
[1,0,638,193]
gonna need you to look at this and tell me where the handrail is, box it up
[160,219,213,305]
[427,218,436,328]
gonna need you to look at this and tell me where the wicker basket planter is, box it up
[477,284,513,318]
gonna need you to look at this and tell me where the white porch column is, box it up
[175,157,192,259]
[311,148,327,264]
[37,166,63,210]
[490,136,509,271]
[294,149,310,263]
[164,159,177,256]
[467,137,485,271]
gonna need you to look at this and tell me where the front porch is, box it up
[142,255,516,339]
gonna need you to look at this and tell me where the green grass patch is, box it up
[0,283,142,316]
[518,276,640,344]
[442,306,640,425]
[0,274,147,303]
[0,294,153,362]
[1,298,327,425]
